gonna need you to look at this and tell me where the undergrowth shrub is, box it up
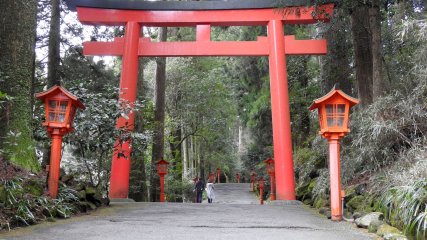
[344,88,427,176]
[0,178,79,231]
[379,180,427,237]
[165,178,194,202]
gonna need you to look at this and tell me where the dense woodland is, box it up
[0,0,427,238]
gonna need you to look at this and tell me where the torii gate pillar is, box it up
[109,22,141,198]
[268,20,295,200]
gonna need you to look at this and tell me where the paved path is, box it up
[0,183,374,240]
[204,183,259,204]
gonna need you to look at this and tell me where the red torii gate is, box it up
[67,1,334,201]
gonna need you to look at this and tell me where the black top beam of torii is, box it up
[64,0,336,11]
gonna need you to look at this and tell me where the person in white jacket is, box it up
[206,180,215,203]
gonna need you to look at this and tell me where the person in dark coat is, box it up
[194,177,205,203]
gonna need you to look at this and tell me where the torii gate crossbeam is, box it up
[71,3,334,201]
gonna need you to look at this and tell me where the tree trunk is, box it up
[41,0,62,170]
[369,2,385,101]
[351,4,373,106]
[150,27,167,202]
[320,8,353,95]
[189,135,195,177]
[296,58,310,146]
[47,0,61,87]
[0,0,39,172]
[182,126,188,180]
[169,127,182,170]
[196,138,203,179]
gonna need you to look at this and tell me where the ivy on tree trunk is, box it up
[0,0,40,172]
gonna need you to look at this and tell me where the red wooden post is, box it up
[216,167,221,184]
[329,137,341,220]
[258,177,265,205]
[268,20,296,200]
[209,172,215,183]
[109,21,141,199]
[270,175,276,201]
[48,130,63,199]
[159,175,165,202]
[236,173,240,183]
[250,171,256,192]
[264,158,276,201]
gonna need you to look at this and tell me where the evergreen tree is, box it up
[0,0,40,171]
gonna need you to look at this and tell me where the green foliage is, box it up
[0,131,39,172]
[0,90,8,103]
[290,15,427,238]
[0,178,80,230]
[165,177,193,202]
[294,146,326,182]
[1,179,24,206]
[379,181,427,236]
[339,18,427,182]
[164,56,240,178]
[346,195,375,213]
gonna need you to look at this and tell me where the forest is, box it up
[0,0,426,239]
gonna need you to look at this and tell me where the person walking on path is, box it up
[194,177,205,203]
[206,179,215,203]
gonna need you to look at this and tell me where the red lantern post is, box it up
[236,173,241,183]
[216,167,221,184]
[258,177,265,205]
[250,170,257,192]
[156,159,170,202]
[309,86,359,221]
[264,158,276,201]
[36,86,85,199]
[209,172,215,183]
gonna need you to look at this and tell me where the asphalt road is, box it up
[0,183,374,240]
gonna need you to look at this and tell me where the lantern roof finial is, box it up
[333,83,340,90]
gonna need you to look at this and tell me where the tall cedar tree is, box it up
[321,8,353,95]
[47,0,61,87]
[370,0,385,100]
[0,0,39,171]
[41,0,62,169]
[150,27,167,202]
[351,4,374,106]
